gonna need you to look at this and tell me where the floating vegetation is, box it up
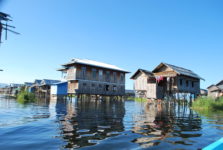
[17,90,36,104]
[127,97,148,102]
[192,97,223,111]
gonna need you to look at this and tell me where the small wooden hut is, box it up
[130,69,156,98]
[207,80,223,98]
[39,79,60,95]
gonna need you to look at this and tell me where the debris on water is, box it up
[107,131,121,136]
[98,125,111,129]
[77,129,90,133]
[77,133,96,138]
[88,140,101,144]
[98,129,105,132]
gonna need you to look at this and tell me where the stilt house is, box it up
[131,63,204,99]
[39,79,60,95]
[58,58,129,96]
[207,80,223,98]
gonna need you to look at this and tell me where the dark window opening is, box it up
[113,72,117,82]
[106,85,109,91]
[81,66,86,79]
[92,68,97,80]
[120,73,124,82]
[113,85,117,91]
[192,82,194,87]
[180,79,183,86]
[106,71,110,82]
[186,80,189,87]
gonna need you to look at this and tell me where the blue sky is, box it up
[0,0,222,89]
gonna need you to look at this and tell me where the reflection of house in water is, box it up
[132,103,202,149]
[55,99,125,149]
[131,63,204,100]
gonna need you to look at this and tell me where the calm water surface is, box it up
[1,95,223,150]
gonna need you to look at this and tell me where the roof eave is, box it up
[130,69,141,79]
[75,62,130,73]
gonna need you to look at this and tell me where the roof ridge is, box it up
[75,58,120,67]
[163,62,192,72]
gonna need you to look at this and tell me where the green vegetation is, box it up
[17,90,36,104]
[126,97,148,102]
[192,96,223,111]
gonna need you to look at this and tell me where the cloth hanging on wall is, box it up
[156,76,164,83]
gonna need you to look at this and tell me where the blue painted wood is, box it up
[203,138,223,150]
[51,82,68,95]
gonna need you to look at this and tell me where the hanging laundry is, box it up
[156,76,164,83]
[167,77,170,82]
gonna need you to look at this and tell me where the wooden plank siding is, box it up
[132,63,202,99]
[63,64,126,96]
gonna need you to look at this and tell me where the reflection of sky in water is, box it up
[1,96,223,150]
[0,97,51,127]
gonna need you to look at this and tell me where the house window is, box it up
[186,80,189,87]
[99,70,103,80]
[192,81,194,88]
[120,73,124,82]
[105,85,109,91]
[81,66,86,79]
[113,85,117,91]
[92,68,97,80]
[69,66,74,69]
[113,72,117,83]
[106,71,110,82]
[83,83,87,86]
[92,84,95,87]
[180,79,183,86]
[62,71,67,79]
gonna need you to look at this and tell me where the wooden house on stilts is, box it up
[131,63,204,100]
[57,58,130,98]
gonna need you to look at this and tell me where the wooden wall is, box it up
[177,75,200,94]
[208,86,220,98]
[65,64,126,96]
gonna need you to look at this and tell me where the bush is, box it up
[192,96,223,111]
[17,90,36,104]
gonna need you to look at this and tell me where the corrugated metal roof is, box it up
[52,81,68,85]
[218,85,223,90]
[10,83,23,87]
[41,79,60,86]
[61,58,129,73]
[130,69,153,79]
[207,84,215,89]
[216,80,223,86]
[154,63,204,80]
[24,82,33,86]
[34,79,42,85]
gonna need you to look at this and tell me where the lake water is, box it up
[1,95,223,150]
